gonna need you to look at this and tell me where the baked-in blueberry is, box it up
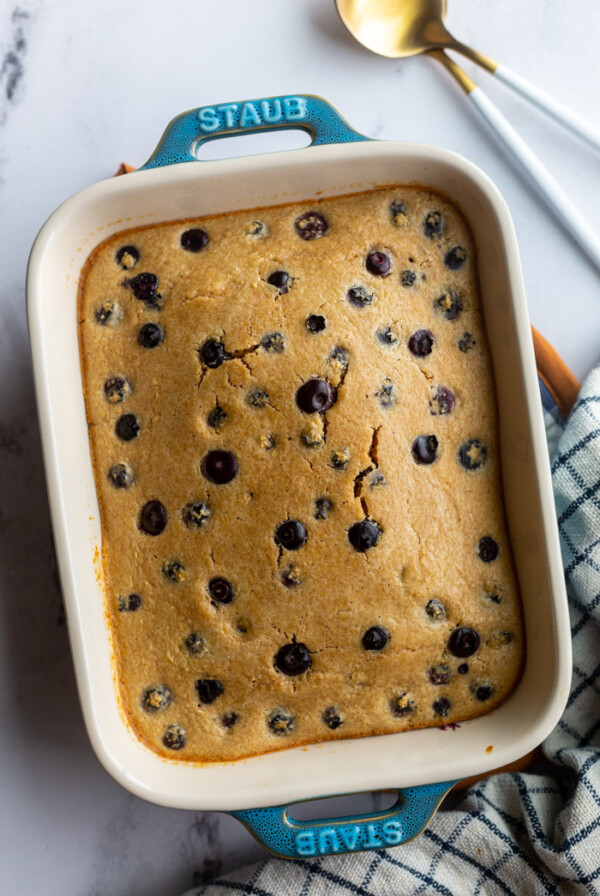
[118,593,141,612]
[262,433,276,450]
[412,435,438,464]
[430,386,456,416]
[423,211,444,239]
[444,246,467,270]
[483,584,503,605]
[330,448,350,470]
[390,198,406,221]
[163,724,186,750]
[261,332,285,353]
[142,685,172,713]
[390,693,416,717]
[376,377,396,409]
[185,632,205,655]
[208,577,234,604]
[472,682,495,701]
[459,332,476,353]
[140,500,167,535]
[362,626,389,650]
[478,536,499,562]
[280,564,302,588]
[369,471,386,489]
[348,519,382,552]
[433,697,451,718]
[448,626,480,658]
[138,322,163,348]
[195,679,224,705]
[366,251,391,277]
[181,228,209,252]
[323,707,343,729]
[94,299,119,325]
[116,245,140,269]
[275,520,307,550]
[425,599,446,620]
[459,439,487,470]
[247,390,269,408]
[104,375,131,404]
[268,709,294,735]
[428,663,451,685]
[296,379,337,414]
[163,560,186,583]
[347,285,374,307]
[246,220,268,237]
[314,497,333,520]
[434,290,463,321]
[201,450,238,484]
[274,642,311,676]
[401,269,417,287]
[306,314,326,333]
[267,270,290,293]
[377,326,399,347]
[458,663,469,674]
[182,501,211,528]
[108,462,134,489]
[200,339,229,368]
[294,211,328,241]
[116,413,140,441]
[408,329,434,357]
[221,712,239,728]
[207,405,227,429]
[127,272,159,304]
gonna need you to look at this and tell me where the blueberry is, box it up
[247,390,269,408]
[181,228,209,252]
[104,375,131,403]
[296,379,336,414]
[377,326,399,347]
[323,707,343,729]
[200,339,229,368]
[390,198,406,221]
[280,564,302,588]
[330,448,350,470]
[127,272,159,304]
[478,537,499,563]
[142,685,172,713]
[423,211,444,239]
[275,520,307,551]
[328,346,349,377]
[221,712,239,728]
[347,285,374,307]
[246,220,268,237]
[448,626,480,658]
[369,471,386,489]
[425,599,446,620]
[412,435,438,465]
[472,682,495,701]
[362,626,389,650]
[430,386,456,416]
[116,413,140,441]
[118,593,141,612]
[208,577,234,604]
[294,211,328,241]
[182,501,211,528]
[185,632,205,655]
[201,450,238,484]
[401,269,417,287]
[483,584,504,605]
[108,462,134,489]
[261,332,285,353]
[116,245,140,269]
[262,433,276,450]
[434,290,463,321]
[444,246,467,270]
[163,560,186,583]
[459,332,476,353]
[267,270,290,293]
[376,378,396,409]
[163,725,186,750]
[314,497,333,520]
[268,709,295,735]
[433,697,451,718]
[458,663,469,674]
[94,300,119,325]
[306,314,326,333]
[138,322,163,348]
[408,329,434,357]
[459,439,487,471]
[348,519,381,552]
[140,500,167,535]
[195,679,224,705]
[207,405,227,429]
[390,693,416,717]
[366,251,391,277]
[274,642,311,676]
[428,663,451,685]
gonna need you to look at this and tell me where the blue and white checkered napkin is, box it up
[189,367,600,896]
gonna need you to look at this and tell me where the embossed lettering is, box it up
[382,820,403,845]
[295,831,317,856]
[240,101,261,128]
[318,828,340,853]
[363,823,383,848]
[217,103,239,128]
[283,96,307,120]
[260,99,283,124]
[197,107,220,132]
[338,825,361,851]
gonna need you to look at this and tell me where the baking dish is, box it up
[27,94,570,858]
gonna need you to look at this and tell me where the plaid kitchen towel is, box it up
[182,352,600,896]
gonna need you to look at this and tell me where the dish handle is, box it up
[228,780,458,859]
[140,94,369,170]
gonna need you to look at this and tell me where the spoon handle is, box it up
[468,86,600,271]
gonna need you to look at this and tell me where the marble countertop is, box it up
[1,1,599,893]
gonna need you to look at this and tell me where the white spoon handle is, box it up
[493,63,600,153]
[469,86,600,271]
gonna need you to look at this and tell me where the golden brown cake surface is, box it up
[78,186,523,762]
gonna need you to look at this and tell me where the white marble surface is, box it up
[1,0,599,893]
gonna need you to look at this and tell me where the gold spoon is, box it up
[335,0,600,271]
[336,0,600,152]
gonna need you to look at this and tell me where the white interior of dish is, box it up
[27,141,571,811]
